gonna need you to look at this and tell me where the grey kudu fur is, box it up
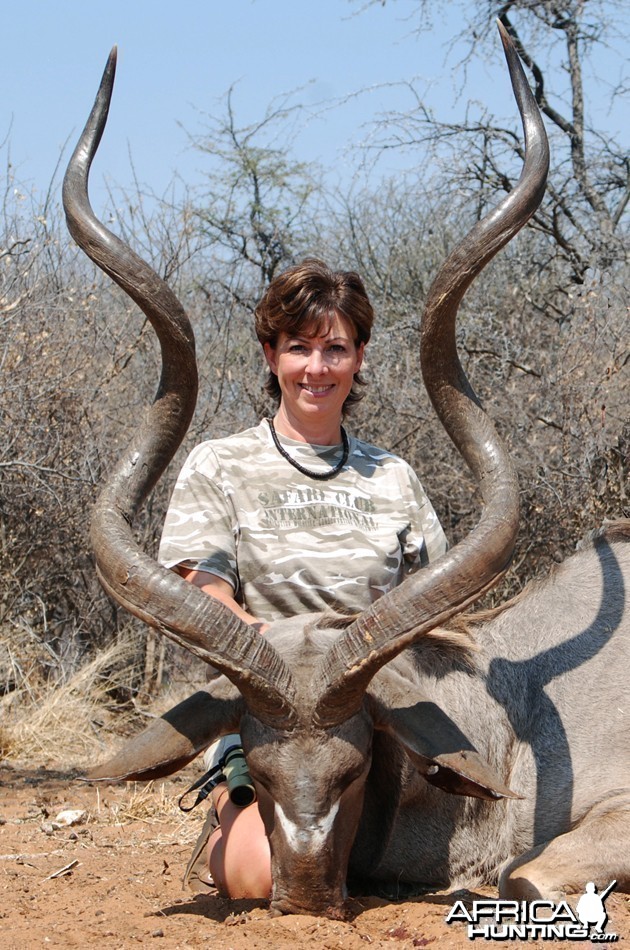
[62,27,630,916]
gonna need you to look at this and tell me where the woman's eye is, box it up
[288,344,307,353]
[328,344,347,354]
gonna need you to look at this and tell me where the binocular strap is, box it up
[178,763,224,813]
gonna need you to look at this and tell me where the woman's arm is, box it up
[177,566,270,634]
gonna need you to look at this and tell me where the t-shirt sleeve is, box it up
[157,444,239,592]
[397,462,448,571]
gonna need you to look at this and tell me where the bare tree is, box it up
[184,89,322,290]
[355,0,629,280]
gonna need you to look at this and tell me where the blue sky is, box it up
[2,0,627,209]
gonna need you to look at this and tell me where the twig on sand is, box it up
[42,859,80,881]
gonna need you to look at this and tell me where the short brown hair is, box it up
[255,258,374,412]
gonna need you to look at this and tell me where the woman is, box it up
[158,258,448,897]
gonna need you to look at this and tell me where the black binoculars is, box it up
[178,741,257,813]
[222,745,256,807]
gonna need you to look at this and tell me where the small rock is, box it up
[55,809,87,827]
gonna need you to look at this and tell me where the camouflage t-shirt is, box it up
[158,420,447,622]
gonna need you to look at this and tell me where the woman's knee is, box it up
[208,795,271,899]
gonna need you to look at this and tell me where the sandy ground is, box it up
[1,763,629,949]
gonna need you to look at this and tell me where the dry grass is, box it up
[89,780,206,843]
[0,629,208,852]
[95,781,173,825]
[0,635,139,766]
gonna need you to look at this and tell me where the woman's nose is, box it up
[306,348,326,374]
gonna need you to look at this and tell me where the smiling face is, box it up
[263,312,365,440]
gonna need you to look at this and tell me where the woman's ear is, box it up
[263,342,278,374]
[355,342,365,374]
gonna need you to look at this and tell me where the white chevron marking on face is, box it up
[274,800,340,853]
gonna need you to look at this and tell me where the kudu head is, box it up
[63,23,548,917]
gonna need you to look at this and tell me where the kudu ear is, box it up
[86,685,244,783]
[368,672,520,802]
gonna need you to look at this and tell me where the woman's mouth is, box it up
[299,384,335,396]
